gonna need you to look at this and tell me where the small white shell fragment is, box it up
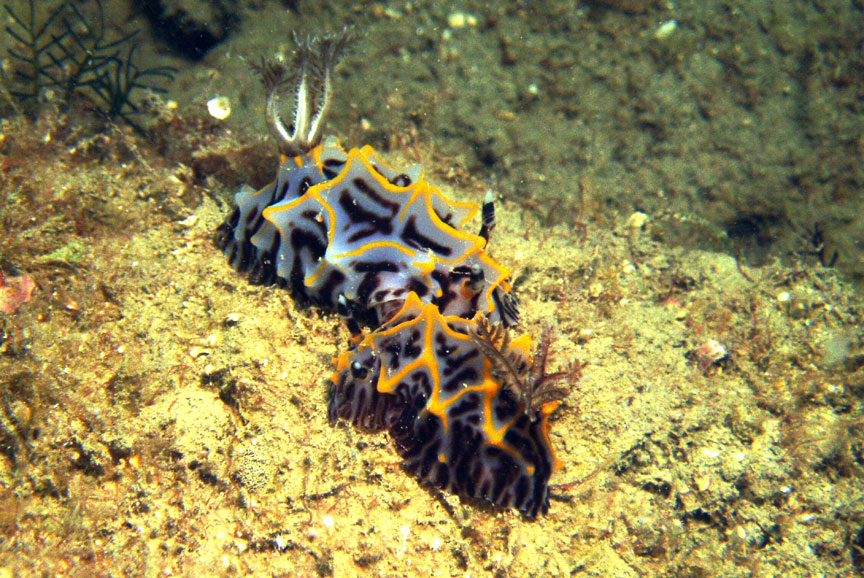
[654,19,678,40]
[207,96,232,120]
[695,474,712,492]
[188,346,211,359]
[177,215,199,227]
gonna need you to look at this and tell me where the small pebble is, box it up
[654,19,678,40]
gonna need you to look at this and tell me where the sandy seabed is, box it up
[1,1,862,576]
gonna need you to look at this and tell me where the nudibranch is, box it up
[213,29,571,517]
[328,293,564,517]
[214,30,518,331]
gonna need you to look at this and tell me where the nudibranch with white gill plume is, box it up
[213,27,576,517]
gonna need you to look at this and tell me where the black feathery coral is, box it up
[85,44,177,130]
[3,0,68,103]
[469,316,581,413]
[50,0,139,103]
[2,0,176,128]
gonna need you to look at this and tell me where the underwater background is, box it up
[0,0,863,576]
